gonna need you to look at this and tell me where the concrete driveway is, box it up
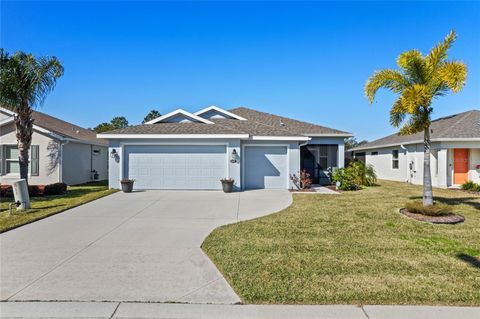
[0,190,292,304]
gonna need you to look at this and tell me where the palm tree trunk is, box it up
[423,127,434,206]
[14,105,34,183]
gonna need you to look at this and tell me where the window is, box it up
[371,152,378,156]
[392,150,399,169]
[1,145,39,176]
[5,146,20,174]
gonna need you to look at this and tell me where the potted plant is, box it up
[220,178,234,193]
[120,179,135,193]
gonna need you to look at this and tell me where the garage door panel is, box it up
[125,145,226,190]
[244,146,288,189]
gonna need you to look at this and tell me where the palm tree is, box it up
[0,50,64,183]
[365,31,467,206]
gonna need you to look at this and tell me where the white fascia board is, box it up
[251,136,311,141]
[63,138,107,147]
[305,133,354,137]
[96,134,250,139]
[194,105,247,121]
[0,117,14,126]
[351,137,480,152]
[0,106,16,116]
[145,109,214,124]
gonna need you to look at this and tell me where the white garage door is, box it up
[244,146,288,189]
[125,145,227,190]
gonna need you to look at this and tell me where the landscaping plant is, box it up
[331,161,377,191]
[289,169,313,190]
[404,200,452,216]
[0,50,64,184]
[461,180,480,192]
[365,31,467,207]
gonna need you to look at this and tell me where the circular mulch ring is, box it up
[399,208,465,225]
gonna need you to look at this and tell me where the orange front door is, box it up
[454,149,469,184]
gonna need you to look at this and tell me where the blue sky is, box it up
[2,1,479,140]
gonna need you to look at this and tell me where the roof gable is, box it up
[145,109,214,124]
[195,106,247,121]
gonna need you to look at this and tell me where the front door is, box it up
[454,148,469,184]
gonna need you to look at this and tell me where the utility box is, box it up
[12,179,31,210]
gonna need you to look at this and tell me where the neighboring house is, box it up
[0,106,108,186]
[98,106,352,190]
[350,110,480,188]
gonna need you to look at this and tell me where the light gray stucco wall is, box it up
[0,122,61,185]
[62,142,108,185]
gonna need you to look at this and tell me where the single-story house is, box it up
[98,106,352,190]
[350,109,480,188]
[0,106,108,185]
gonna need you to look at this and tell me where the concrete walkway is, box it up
[0,190,292,304]
[1,302,479,318]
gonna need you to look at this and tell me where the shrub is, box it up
[44,182,67,196]
[405,201,452,216]
[331,161,377,191]
[0,185,13,198]
[290,170,313,190]
[28,185,42,197]
[461,180,480,192]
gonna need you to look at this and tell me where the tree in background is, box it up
[0,49,64,182]
[142,109,161,124]
[365,31,467,206]
[93,116,129,133]
[345,137,368,150]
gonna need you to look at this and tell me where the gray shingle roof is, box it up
[31,111,107,145]
[229,107,352,136]
[102,106,352,137]
[351,109,480,151]
[103,122,243,135]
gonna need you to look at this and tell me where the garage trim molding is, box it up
[119,142,230,181]
[241,143,290,190]
[98,134,250,139]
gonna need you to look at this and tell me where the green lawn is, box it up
[0,181,118,233]
[202,180,480,305]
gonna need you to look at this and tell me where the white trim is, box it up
[352,137,480,152]
[0,117,14,126]
[194,105,247,121]
[145,109,214,124]
[119,142,229,188]
[0,106,16,116]
[63,138,107,147]
[305,133,353,137]
[251,136,310,141]
[97,133,250,139]
[241,143,290,190]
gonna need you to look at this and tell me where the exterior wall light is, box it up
[110,149,117,158]
[230,149,238,163]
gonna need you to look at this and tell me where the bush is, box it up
[28,185,42,197]
[405,201,452,216]
[331,161,377,191]
[44,182,67,196]
[290,170,313,190]
[461,180,480,192]
[0,185,13,198]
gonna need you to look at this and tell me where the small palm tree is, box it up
[365,31,467,206]
[0,50,64,183]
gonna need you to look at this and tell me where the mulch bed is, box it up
[399,208,465,224]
